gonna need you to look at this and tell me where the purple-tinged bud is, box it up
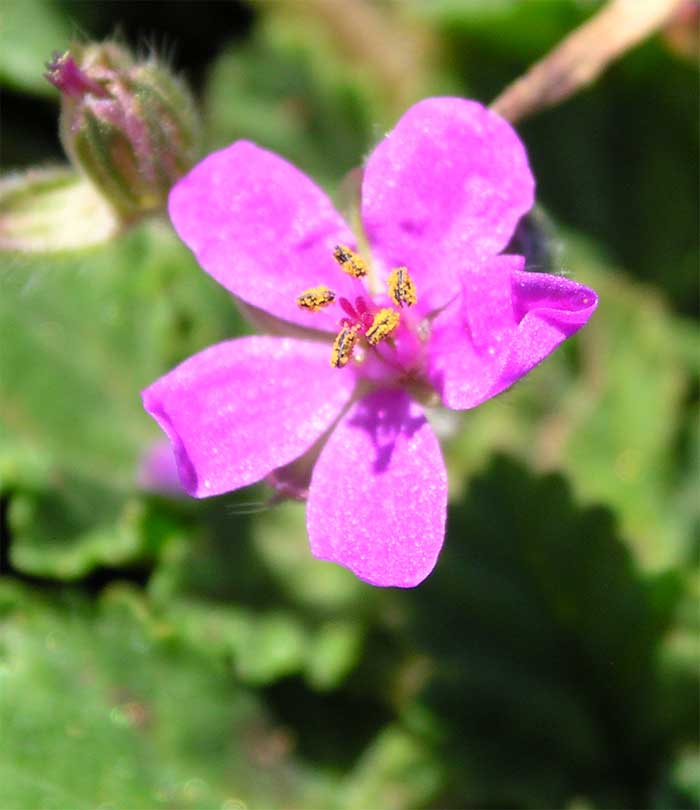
[46,42,200,222]
[137,440,185,496]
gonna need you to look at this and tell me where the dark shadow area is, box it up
[396,455,696,809]
[1,491,151,593]
[264,672,394,770]
[505,206,561,275]
[58,0,255,91]
[164,491,288,609]
[0,90,64,169]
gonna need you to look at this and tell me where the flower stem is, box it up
[491,0,684,124]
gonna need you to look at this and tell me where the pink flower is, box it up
[142,98,597,588]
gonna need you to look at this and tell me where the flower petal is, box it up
[428,258,598,409]
[362,98,534,310]
[307,389,447,588]
[142,336,355,497]
[169,141,360,332]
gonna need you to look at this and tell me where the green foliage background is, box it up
[0,1,697,808]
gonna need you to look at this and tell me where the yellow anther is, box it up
[295,285,336,311]
[330,325,361,368]
[333,244,368,278]
[365,308,400,346]
[387,266,417,308]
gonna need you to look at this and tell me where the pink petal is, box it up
[428,258,598,410]
[307,389,447,588]
[142,336,355,498]
[169,141,360,332]
[361,98,535,311]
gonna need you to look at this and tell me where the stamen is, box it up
[387,266,417,308]
[365,308,400,345]
[296,285,336,311]
[330,325,361,368]
[333,244,368,278]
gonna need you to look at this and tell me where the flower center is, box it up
[296,245,418,369]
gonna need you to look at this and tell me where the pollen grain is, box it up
[387,266,417,308]
[295,285,336,311]
[333,244,368,278]
[365,308,400,345]
[330,325,360,368]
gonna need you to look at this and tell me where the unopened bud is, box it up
[46,42,200,222]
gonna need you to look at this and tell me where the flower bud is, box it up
[46,42,200,222]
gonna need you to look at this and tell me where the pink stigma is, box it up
[45,52,109,98]
[338,297,358,320]
[338,295,374,331]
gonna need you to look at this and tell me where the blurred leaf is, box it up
[252,501,370,613]
[305,620,363,691]
[0,582,336,809]
[445,232,698,571]
[0,217,244,577]
[0,168,120,252]
[654,746,700,809]
[8,483,181,579]
[401,455,689,809]
[0,218,239,484]
[164,598,308,686]
[149,491,372,616]
[338,723,442,810]
[404,0,585,59]
[0,0,72,97]
[147,499,368,689]
[655,569,700,765]
[552,237,697,569]
[204,14,386,189]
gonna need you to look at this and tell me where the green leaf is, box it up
[654,746,700,809]
[405,0,584,57]
[147,498,368,688]
[402,455,685,809]
[339,724,442,810]
[553,236,698,570]
[305,620,363,691]
[0,219,229,483]
[7,482,182,579]
[0,583,336,809]
[164,598,309,686]
[204,14,386,189]
[252,501,370,613]
[1,217,244,577]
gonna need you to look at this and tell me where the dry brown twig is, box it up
[491,0,686,124]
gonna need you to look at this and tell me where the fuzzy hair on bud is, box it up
[47,41,201,222]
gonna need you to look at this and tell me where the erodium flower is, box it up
[142,98,598,588]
